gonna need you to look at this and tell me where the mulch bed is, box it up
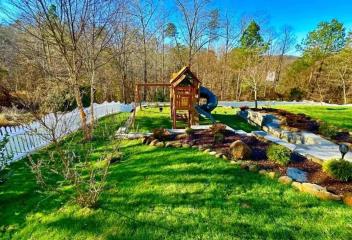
[171,129,352,196]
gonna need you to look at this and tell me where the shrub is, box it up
[185,127,195,136]
[239,106,249,111]
[319,122,339,138]
[214,132,225,144]
[210,123,227,135]
[0,133,12,172]
[152,128,170,142]
[267,144,291,165]
[323,159,352,181]
[289,87,304,101]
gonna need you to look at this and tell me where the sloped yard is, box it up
[1,112,352,239]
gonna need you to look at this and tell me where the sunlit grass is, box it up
[1,112,352,239]
[132,106,257,132]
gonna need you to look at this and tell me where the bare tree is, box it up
[130,0,159,101]
[275,25,295,83]
[7,0,96,140]
[82,0,122,129]
[175,0,215,67]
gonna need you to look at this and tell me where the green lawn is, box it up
[1,113,352,239]
[133,106,257,133]
[275,105,352,131]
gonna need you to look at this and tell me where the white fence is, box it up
[0,102,133,164]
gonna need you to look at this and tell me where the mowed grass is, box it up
[275,105,352,131]
[1,112,352,239]
[133,106,257,132]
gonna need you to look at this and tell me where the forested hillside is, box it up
[0,0,351,106]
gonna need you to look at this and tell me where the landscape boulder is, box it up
[230,140,252,160]
[300,183,341,201]
[182,143,191,148]
[149,139,159,146]
[175,133,188,140]
[248,165,259,172]
[343,192,352,207]
[278,176,293,185]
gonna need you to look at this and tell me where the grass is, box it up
[212,107,258,132]
[1,112,352,239]
[133,106,257,133]
[275,105,352,131]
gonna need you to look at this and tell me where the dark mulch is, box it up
[179,129,269,160]
[173,129,352,196]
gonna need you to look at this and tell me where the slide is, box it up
[195,86,218,123]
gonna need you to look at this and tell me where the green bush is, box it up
[185,127,195,136]
[210,123,227,135]
[319,122,339,138]
[0,133,12,172]
[323,159,352,181]
[266,144,291,166]
[61,86,91,112]
[289,87,304,101]
[213,132,225,144]
[152,128,170,142]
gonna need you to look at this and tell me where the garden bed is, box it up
[147,127,352,197]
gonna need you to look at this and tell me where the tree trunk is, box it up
[342,78,347,105]
[89,67,96,130]
[74,84,91,141]
[235,73,241,101]
[254,81,258,108]
[143,37,148,101]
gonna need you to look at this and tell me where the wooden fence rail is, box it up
[0,102,133,164]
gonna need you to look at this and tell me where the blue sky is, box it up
[1,0,352,55]
[212,0,352,44]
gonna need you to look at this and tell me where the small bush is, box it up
[267,144,291,165]
[214,132,225,144]
[323,159,352,181]
[319,122,339,138]
[0,133,12,172]
[239,106,249,111]
[210,123,227,135]
[185,127,195,136]
[289,87,304,101]
[152,128,170,142]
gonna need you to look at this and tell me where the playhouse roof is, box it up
[170,66,201,86]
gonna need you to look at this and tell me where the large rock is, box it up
[248,165,259,172]
[278,176,293,185]
[287,167,308,183]
[292,181,302,191]
[343,192,352,207]
[175,133,188,140]
[149,139,159,146]
[300,183,341,201]
[155,142,165,147]
[230,140,252,160]
[182,143,191,148]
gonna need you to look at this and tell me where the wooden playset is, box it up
[133,66,201,129]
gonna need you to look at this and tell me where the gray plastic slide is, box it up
[195,86,218,123]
